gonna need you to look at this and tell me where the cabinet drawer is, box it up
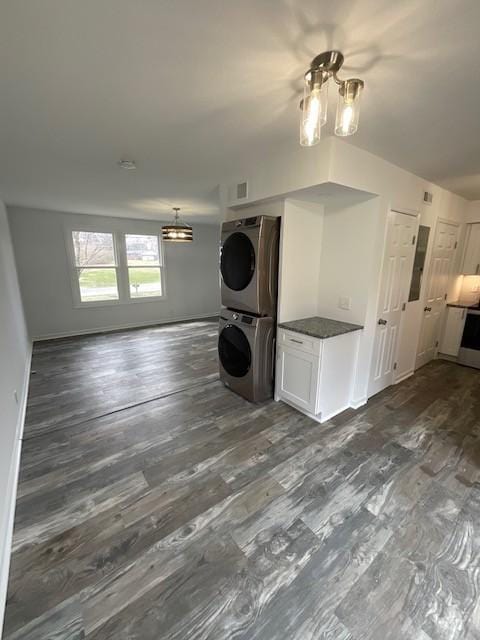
[277,329,322,356]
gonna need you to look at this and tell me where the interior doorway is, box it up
[368,210,418,397]
[415,220,459,369]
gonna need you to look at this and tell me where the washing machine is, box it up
[218,309,275,402]
[220,216,280,317]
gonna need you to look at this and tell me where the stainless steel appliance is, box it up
[220,216,280,317]
[218,309,275,402]
[458,308,480,369]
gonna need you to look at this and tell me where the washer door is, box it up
[220,232,256,291]
[218,324,252,377]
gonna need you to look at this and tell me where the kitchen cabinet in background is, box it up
[462,224,480,275]
[440,306,467,357]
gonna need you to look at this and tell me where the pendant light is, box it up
[299,50,364,147]
[161,207,193,243]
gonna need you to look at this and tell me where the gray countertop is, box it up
[278,316,363,339]
[447,301,480,309]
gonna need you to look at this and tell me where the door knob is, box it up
[378,318,387,325]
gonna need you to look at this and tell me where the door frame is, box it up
[367,207,419,399]
[415,216,460,370]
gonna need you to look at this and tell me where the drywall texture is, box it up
[0,199,30,634]
[8,207,221,339]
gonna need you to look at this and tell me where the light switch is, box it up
[339,296,351,310]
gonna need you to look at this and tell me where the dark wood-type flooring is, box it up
[4,319,480,639]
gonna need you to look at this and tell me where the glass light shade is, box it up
[300,70,328,147]
[335,79,363,136]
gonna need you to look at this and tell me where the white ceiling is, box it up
[1,0,480,224]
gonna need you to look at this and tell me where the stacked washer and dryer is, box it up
[218,216,280,402]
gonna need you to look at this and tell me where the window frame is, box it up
[124,232,166,303]
[65,226,167,308]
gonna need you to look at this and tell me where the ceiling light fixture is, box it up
[118,159,137,170]
[161,207,193,243]
[300,50,364,146]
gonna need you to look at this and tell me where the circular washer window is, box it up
[218,324,252,378]
[220,232,255,291]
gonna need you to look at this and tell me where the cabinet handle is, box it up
[290,338,304,344]
[424,306,432,312]
[476,263,479,275]
[378,318,387,325]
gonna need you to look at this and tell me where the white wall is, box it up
[466,201,480,223]
[278,199,324,323]
[0,200,30,636]
[317,196,380,326]
[222,138,334,210]
[221,137,469,404]
[8,206,221,340]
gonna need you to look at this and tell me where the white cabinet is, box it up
[276,345,319,414]
[440,306,467,357]
[275,328,360,423]
[462,224,480,275]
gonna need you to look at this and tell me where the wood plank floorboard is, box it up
[24,320,219,439]
[4,319,480,639]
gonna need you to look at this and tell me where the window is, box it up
[72,231,119,302]
[68,229,165,306]
[408,225,430,302]
[125,234,163,298]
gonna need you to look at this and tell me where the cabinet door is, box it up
[276,345,318,414]
[440,307,467,356]
[462,224,480,275]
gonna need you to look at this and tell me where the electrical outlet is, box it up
[338,296,351,311]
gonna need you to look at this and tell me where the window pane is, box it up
[78,268,119,302]
[73,231,116,267]
[408,225,430,302]
[128,267,162,298]
[125,234,160,266]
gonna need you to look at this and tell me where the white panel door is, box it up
[368,211,417,397]
[416,221,459,369]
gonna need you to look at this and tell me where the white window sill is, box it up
[73,296,167,309]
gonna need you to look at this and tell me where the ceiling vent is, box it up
[236,181,248,200]
[423,191,433,205]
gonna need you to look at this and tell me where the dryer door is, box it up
[220,232,255,291]
[218,324,252,377]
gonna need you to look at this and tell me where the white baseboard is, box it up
[276,397,353,425]
[0,343,32,638]
[394,369,414,384]
[32,312,220,342]
[320,404,351,423]
[350,396,367,410]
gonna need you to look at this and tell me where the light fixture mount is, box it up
[299,49,365,146]
[309,50,344,74]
